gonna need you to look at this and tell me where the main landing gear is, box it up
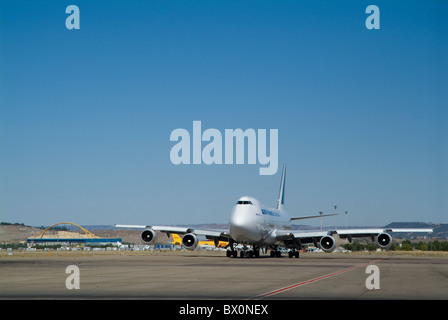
[226,244,300,259]
[226,245,260,258]
[269,248,299,258]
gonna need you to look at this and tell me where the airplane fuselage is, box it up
[229,196,290,246]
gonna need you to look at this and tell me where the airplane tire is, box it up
[289,251,300,258]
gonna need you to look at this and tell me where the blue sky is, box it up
[1,1,447,227]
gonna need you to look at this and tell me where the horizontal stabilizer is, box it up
[291,213,337,221]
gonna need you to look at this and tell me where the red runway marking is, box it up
[248,258,384,300]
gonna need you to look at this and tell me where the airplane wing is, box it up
[290,213,337,221]
[115,224,231,249]
[276,227,433,252]
[336,228,433,238]
[116,224,230,237]
[284,227,433,240]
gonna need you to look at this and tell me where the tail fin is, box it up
[171,234,182,245]
[276,163,286,210]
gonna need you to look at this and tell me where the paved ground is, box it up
[1,251,447,299]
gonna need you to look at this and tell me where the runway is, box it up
[1,251,447,300]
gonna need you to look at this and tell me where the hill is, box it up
[385,222,448,239]
[0,224,42,243]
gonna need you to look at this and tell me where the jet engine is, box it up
[182,233,199,250]
[141,228,157,244]
[376,232,392,249]
[319,235,336,253]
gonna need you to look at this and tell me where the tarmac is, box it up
[1,250,447,300]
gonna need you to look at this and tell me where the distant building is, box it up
[27,222,122,246]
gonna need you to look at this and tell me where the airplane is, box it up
[116,164,433,258]
[171,233,228,249]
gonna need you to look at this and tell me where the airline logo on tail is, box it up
[171,234,228,248]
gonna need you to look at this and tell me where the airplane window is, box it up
[236,201,253,205]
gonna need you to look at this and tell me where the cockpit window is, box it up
[236,200,253,205]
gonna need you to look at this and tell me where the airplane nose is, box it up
[229,206,261,243]
[230,208,246,228]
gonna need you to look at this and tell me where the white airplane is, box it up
[116,164,433,258]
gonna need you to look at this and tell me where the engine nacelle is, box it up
[376,232,392,249]
[141,228,157,244]
[319,235,336,253]
[182,233,199,250]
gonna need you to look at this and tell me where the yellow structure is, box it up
[171,233,228,248]
[32,222,99,239]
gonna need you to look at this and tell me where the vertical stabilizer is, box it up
[276,163,286,210]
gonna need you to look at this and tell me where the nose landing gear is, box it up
[270,249,282,257]
[226,243,300,259]
[288,250,300,258]
[226,243,261,258]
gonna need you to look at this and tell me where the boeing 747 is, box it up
[116,165,432,258]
